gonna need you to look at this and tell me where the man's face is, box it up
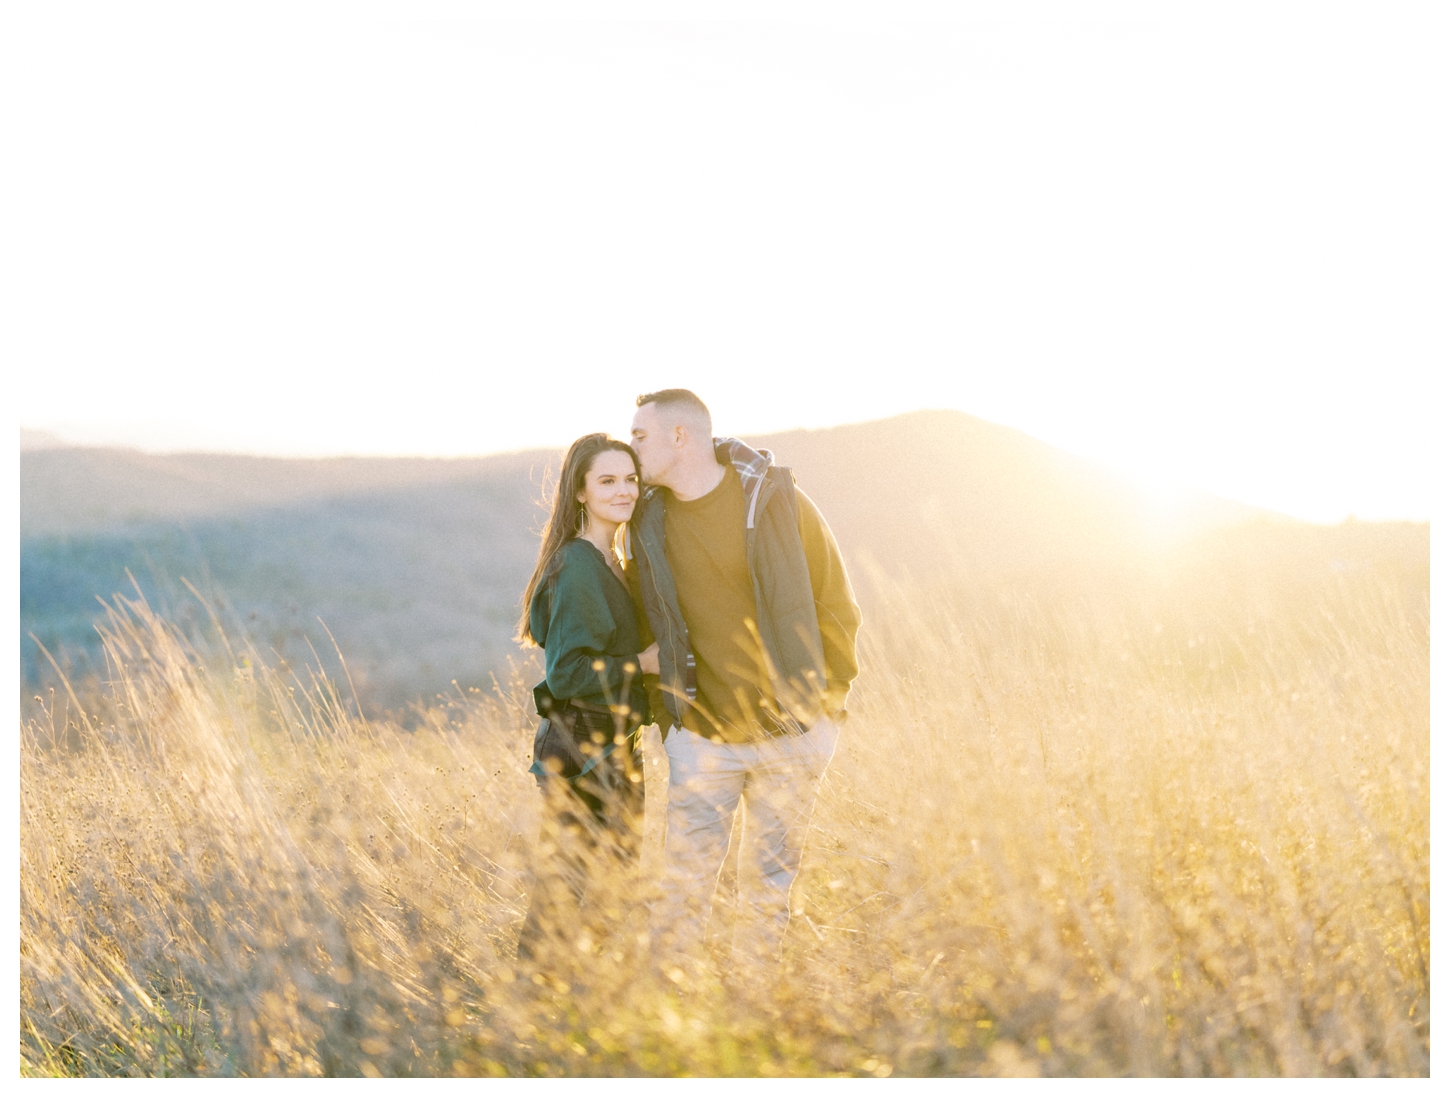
[630,402,675,486]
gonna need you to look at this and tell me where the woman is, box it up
[515,433,659,963]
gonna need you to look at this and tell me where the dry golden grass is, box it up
[20,553,1428,1077]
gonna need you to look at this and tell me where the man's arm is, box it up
[622,530,666,726]
[622,537,656,649]
[795,487,862,716]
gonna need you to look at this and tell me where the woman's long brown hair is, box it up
[516,433,641,646]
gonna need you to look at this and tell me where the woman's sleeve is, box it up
[540,553,637,702]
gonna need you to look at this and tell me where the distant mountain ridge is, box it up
[20,447,559,537]
[22,410,1253,552]
[19,409,1383,711]
[744,410,1260,575]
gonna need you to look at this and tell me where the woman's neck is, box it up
[579,519,619,559]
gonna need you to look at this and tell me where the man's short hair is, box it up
[636,389,712,434]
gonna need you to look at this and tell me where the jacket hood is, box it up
[714,436,775,530]
[625,437,778,564]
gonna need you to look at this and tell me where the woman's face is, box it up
[576,449,640,528]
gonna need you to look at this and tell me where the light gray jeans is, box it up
[650,716,839,965]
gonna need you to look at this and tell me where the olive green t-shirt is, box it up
[664,468,783,742]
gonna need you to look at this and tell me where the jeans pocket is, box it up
[664,725,729,779]
[530,718,587,785]
[804,716,840,766]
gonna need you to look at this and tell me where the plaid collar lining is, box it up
[715,436,774,529]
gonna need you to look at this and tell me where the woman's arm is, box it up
[541,550,639,702]
[637,641,659,675]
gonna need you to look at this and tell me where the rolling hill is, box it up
[19,409,1426,711]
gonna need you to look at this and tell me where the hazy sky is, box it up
[9,5,1442,522]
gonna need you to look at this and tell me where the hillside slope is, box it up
[21,409,1422,711]
[20,447,557,537]
[747,410,1258,575]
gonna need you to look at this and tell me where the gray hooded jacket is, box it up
[626,437,856,734]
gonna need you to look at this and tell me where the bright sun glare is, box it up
[11,12,1437,525]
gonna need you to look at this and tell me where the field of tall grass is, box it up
[20,546,1429,1076]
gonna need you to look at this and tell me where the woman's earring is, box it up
[577,504,587,531]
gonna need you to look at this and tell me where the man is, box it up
[624,389,861,966]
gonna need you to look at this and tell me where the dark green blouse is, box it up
[528,538,648,725]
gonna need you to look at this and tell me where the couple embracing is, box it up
[515,389,861,972]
